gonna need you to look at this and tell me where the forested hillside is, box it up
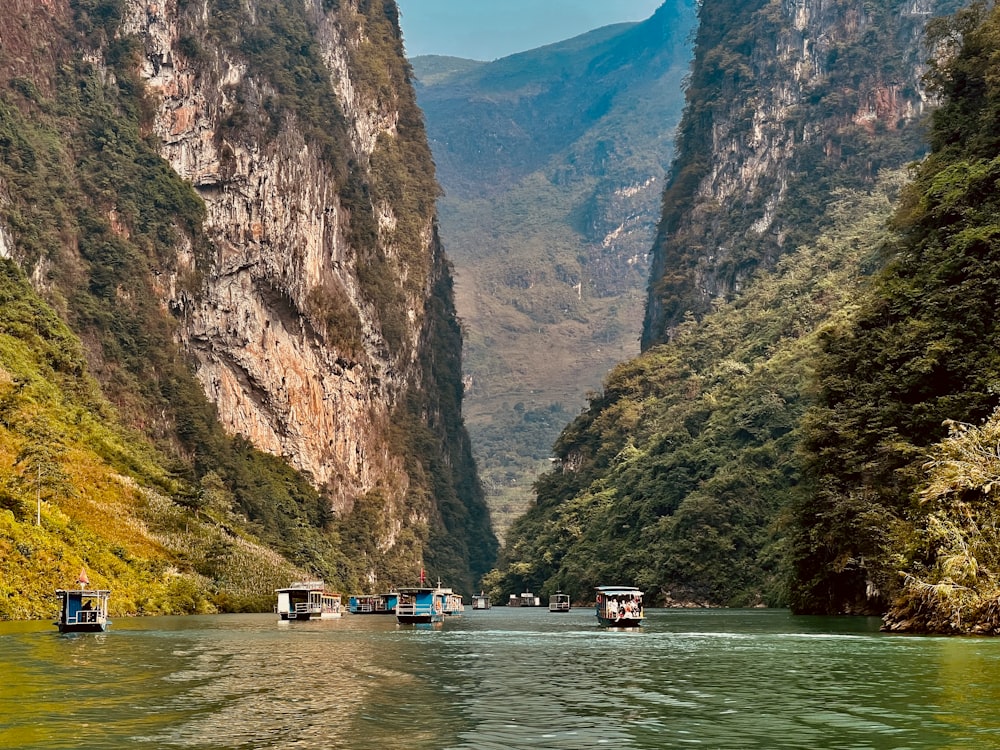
[0,0,494,619]
[485,175,904,605]
[411,1,697,537]
[487,0,971,614]
[795,1,1000,633]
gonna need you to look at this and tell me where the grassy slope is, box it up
[0,260,305,619]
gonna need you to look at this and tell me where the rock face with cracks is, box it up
[642,0,963,348]
[29,0,498,587]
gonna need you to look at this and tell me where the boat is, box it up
[442,589,464,616]
[395,586,446,624]
[275,581,342,620]
[595,586,645,627]
[507,591,541,607]
[348,592,398,614]
[548,591,571,612]
[471,591,491,610]
[55,568,110,633]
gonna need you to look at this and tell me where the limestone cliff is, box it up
[0,0,495,592]
[642,0,965,347]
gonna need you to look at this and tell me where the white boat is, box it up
[472,592,491,610]
[548,592,571,612]
[276,581,342,620]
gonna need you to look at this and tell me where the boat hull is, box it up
[279,611,342,621]
[396,613,444,624]
[56,622,110,633]
[597,616,644,627]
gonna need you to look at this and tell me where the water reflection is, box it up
[3,610,1000,749]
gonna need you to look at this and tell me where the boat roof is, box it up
[275,581,337,593]
[595,585,643,594]
[56,589,111,596]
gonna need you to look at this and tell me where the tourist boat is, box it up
[275,581,342,620]
[595,585,644,627]
[548,591,571,612]
[395,586,446,624]
[442,589,464,615]
[471,591,491,610]
[507,591,541,607]
[348,592,398,614]
[55,568,110,633]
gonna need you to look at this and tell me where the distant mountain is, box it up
[411,0,698,536]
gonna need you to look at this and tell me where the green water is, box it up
[2,608,999,749]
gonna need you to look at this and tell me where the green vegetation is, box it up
[642,0,965,347]
[793,2,1000,629]
[0,0,495,616]
[487,174,905,606]
[0,258,306,619]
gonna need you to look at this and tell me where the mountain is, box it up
[796,2,1000,630]
[487,0,965,607]
[410,0,698,537]
[0,0,495,618]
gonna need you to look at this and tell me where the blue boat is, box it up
[55,568,110,633]
[348,592,398,614]
[395,586,446,624]
[595,586,645,627]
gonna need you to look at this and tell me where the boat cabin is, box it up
[55,589,111,633]
[443,590,464,615]
[508,592,541,607]
[348,593,397,614]
[595,586,644,627]
[276,581,342,620]
[396,586,446,624]
[549,592,571,612]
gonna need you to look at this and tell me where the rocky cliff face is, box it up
[0,0,495,590]
[642,0,964,347]
[122,0,416,508]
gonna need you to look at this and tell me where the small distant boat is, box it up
[548,592,571,612]
[276,581,342,620]
[348,592,398,614]
[471,592,491,610]
[55,567,110,633]
[595,586,644,627]
[508,592,541,607]
[395,586,446,624]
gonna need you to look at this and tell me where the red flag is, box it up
[420,568,425,584]
[77,567,89,587]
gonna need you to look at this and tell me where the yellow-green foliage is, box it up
[0,261,307,620]
[883,412,1000,633]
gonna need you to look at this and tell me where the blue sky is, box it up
[395,0,666,61]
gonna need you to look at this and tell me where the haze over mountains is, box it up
[410,0,699,535]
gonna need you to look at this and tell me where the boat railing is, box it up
[68,610,102,624]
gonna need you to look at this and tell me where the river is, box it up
[2,607,999,749]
